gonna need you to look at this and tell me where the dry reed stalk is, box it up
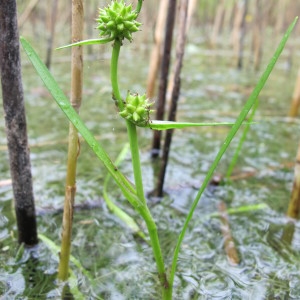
[0,0,38,246]
[231,0,248,69]
[252,0,263,71]
[218,202,240,265]
[146,0,168,98]
[58,0,84,281]
[289,68,300,117]
[18,0,40,27]
[287,143,300,219]
[186,0,197,30]
[276,0,287,35]
[45,0,58,68]
[210,0,225,47]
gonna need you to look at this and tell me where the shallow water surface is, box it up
[1,35,300,299]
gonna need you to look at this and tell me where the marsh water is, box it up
[1,35,300,299]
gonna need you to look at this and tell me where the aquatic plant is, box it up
[20,0,298,297]
[96,0,141,42]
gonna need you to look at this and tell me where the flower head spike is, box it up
[97,1,141,42]
[119,92,154,127]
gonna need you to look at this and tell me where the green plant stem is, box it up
[110,37,170,296]
[148,120,239,130]
[138,205,171,298]
[126,121,146,204]
[226,99,259,179]
[111,39,124,111]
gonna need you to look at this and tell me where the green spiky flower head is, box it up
[119,92,154,127]
[97,1,141,41]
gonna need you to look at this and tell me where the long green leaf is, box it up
[226,99,259,179]
[209,203,267,217]
[20,37,141,209]
[148,120,243,130]
[169,16,298,290]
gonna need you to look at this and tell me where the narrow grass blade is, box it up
[226,99,259,179]
[169,16,298,289]
[209,203,268,218]
[20,37,141,209]
[56,37,114,50]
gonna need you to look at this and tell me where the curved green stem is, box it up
[135,0,143,15]
[111,39,124,111]
[110,39,145,204]
[110,37,170,296]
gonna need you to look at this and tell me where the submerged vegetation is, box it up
[1,0,300,299]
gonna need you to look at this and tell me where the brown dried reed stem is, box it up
[289,68,300,117]
[218,202,240,265]
[58,0,84,281]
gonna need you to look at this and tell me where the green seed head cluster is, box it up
[97,1,141,41]
[120,92,154,127]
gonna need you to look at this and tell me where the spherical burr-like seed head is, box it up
[97,1,141,42]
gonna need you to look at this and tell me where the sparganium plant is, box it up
[97,0,141,41]
[21,0,298,295]
[119,92,154,127]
